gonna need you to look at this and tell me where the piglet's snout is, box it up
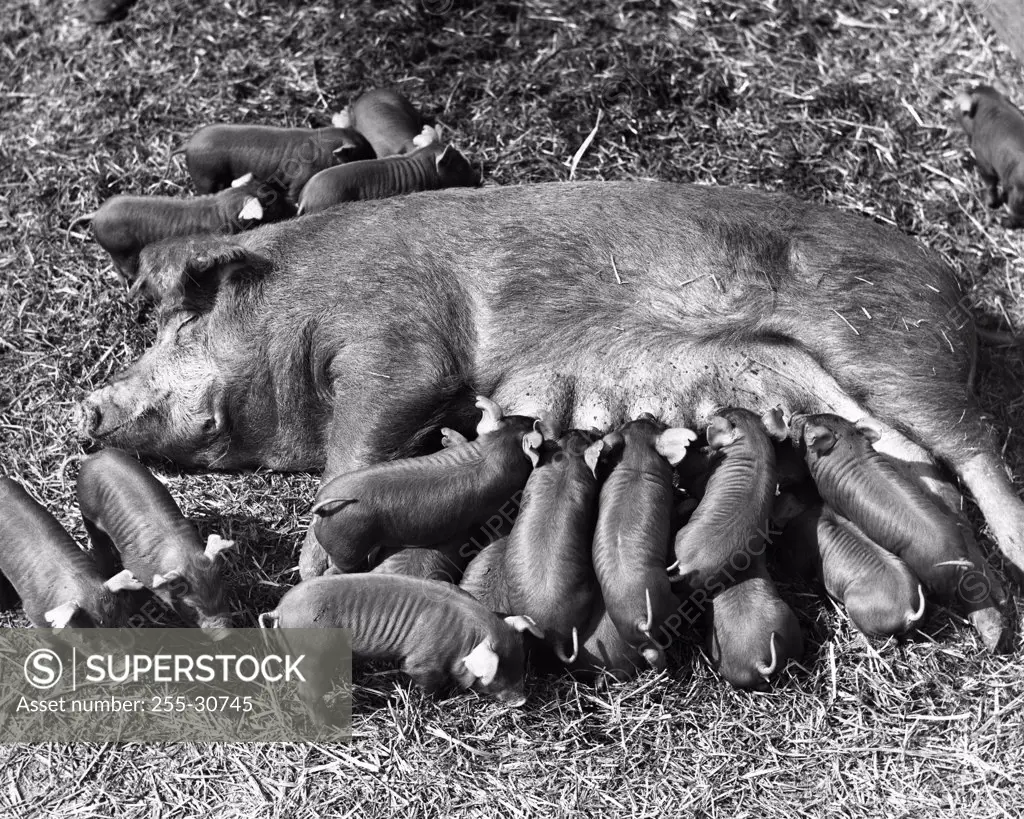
[495,688,527,707]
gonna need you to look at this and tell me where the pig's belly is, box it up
[490,339,862,430]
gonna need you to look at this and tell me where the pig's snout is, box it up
[77,389,135,439]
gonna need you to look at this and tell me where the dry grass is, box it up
[1,0,1024,816]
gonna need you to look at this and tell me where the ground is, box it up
[1,0,1023,816]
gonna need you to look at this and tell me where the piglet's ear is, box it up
[104,569,146,593]
[44,601,81,629]
[173,244,273,316]
[583,439,605,477]
[522,426,543,467]
[151,570,182,589]
[461,639,499,686]
[230,172,254,188]
[237,197,263,221]
[331,110,352,128]
[475,396,504,436]
[804,423,837,455]
[204,534,234,561]
[504,614,544,639]
[536,411,561,441]
[706,415,738,450]
[760,407,789,441]
[655,427,698,466]
[854,419,882,444]
[413,125,438,148]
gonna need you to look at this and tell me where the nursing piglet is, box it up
[312,397,541,572]
[585,415,697,669]
[77,449,233,632]
[0,477,143,628]
[336,88,434,156]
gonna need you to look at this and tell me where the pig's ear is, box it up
[331,109,352,128]
[803,423,837,455]
[504,614,544,639]
[706,415,739,449]
[204,534,234,561]
[854,419,882,444]
[760,407,789,441]
[332,140,362,160]
[230,172,254,188]
[461,639,499,686]
[413,125,438,148]
[311,497,357,517]
[584,433,623,477]
[956,91,977,118]
[655,427,698,466]
[151,570,183,589]
[237,197,264,221]
[435,144,464,170]
[475,396,504,436]
[522,423,543,467]
[174,244,273,315]
[440,427,469,448]
[536,411,561,441]
[44,601,81,629]
[104,569,146,593]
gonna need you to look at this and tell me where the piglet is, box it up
[585,415,697,670]
[335,88,435,157]
[783,503,925,638]
[669,408,778,599]
[182,124,373,199]
[372,538,475,584]
[311,397,542,573]
[86,176,291,279]
[460,538,513,614]
[704,564,803,690]
[502,428,602,664]
[956,85,1024,228]
[76,449,234,633]
[297,143,479,214]
[259,574,543,721]
[0,476,144,628]
[788,413,972,603]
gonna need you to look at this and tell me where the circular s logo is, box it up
[24,649,63,690]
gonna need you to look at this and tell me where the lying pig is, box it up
[310,397,541,573]
[182,124,373,199]
[336,88,431,156]
[705,564,803,689]
[669,408,778,601]
[783,503,925,637]
[502,428,601,664]
[372,539,474,584]
[76,449,233,632]
[87,176,290,279]
[788,413,971,603]
[0,476,144,627]
[297,144,479,214]
[586,416,698,669]
[259,574,543,720]
[76,181,1011,652]
[956,85,1024,228]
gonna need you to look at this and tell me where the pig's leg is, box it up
[81,518,125,579]
[977,166,1004,209]
[1002,187,1024,228]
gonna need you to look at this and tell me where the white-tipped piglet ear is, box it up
[44,601,81,629]
[331,110,352,128]
[583,439,606,478]
[311,497,357,517]
[521,431,541,468]
[104,569,146,593]
[238,197,263,221]
[230,172,254,188]
[474,396,504,436]
[504,614,544,639]
[760,406,789,441]
[434,144,455,170]
[441,427,469,448]
[854,419,882,444]
[654,427,698,466]
[204,534,234,561]
[461,639,499,686]
[413,124,438,148]
[151,570,182,589]
[955,92,974,116]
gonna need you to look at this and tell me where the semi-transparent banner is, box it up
[0,629,351,743]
